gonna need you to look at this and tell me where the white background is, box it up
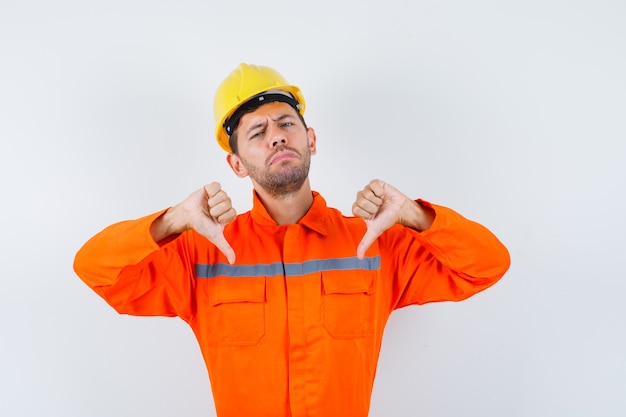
[1,0,625,416]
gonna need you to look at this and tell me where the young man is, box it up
[74,63,510,417]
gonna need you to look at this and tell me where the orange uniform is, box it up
[74,191,510,417]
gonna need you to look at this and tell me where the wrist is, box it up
[399,200,435,232]
[150,205,189,242]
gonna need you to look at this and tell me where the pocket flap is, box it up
[210,276,266,306]
[322,270,375,295]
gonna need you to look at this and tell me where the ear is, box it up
[226,153,249,178]
[307,127,317,155]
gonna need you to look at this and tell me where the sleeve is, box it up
[382,200,511,309]
[73,210,197,321]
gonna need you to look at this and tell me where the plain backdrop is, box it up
[1,0,625,416]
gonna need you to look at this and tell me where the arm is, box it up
[73,209,168,290]
[352,179,510,306]
[73,182,237,316]
[388,201,510,307]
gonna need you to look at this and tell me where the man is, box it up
[74,63,510,417]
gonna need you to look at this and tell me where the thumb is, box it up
[210,232,236,265]
[357,224,382,259]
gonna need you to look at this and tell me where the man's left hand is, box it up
[352,179,435,259]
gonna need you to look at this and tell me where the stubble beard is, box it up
[243,146,311,199]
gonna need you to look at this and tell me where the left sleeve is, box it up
[381,200,510,309]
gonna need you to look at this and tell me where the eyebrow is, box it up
[272,114,294,122]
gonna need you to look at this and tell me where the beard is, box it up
[241,145,311,198]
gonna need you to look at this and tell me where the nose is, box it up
[272,138,286,147]
[268,125,287,148]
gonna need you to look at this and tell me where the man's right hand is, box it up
[150,182,237,264]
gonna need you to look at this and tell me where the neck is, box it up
[254,178,314,225]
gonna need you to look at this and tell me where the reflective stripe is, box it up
[196,256,380,279]
[196,262,284,278]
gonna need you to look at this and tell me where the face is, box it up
[227,101,317,198]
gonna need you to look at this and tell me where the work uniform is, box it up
[74,191,510,417]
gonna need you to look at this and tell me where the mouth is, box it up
[268,148,299,166]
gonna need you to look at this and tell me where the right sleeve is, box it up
[73,209,196,321]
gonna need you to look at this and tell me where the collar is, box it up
[249,190,329,236]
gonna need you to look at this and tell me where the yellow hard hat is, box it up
[213,63,306,153]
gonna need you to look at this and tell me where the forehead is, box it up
[239,101,299,125]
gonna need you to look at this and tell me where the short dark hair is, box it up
[228,106,308,155]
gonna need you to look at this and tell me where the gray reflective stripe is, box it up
[196,262,284,278]
[196,256,380,279]
[284,256,380,276]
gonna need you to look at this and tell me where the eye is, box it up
[250,129,265,139]
[281,122,293,127]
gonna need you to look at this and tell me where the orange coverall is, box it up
[74,191,510,417]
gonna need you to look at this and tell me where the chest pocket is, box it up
[321,270,376,339]
[209,276,266,346]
